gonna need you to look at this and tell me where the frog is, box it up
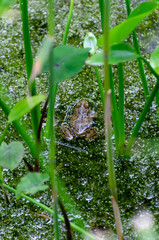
[61,100,103,141]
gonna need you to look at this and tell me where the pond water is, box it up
[0,0,159,239]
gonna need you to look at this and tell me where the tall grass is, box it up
[20,0,41,139]
[102,0,123,238]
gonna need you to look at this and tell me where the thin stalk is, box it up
[2,183,99,240]
[44,85,57,138]
[110,66,119,154]
[141,57,159,116]
[97,0,105,109]
[141,57,159,80]
[62,0,74,45]
[118,63,125,153]
[98,0,104,31]
[0,98,36,157]
[0,122,9,145]
[105,90,123,239]
[20,0,32,79]
[94,66,104,107]
[103,1,123,239]
[105,91,117,199]
[133,31,149,100]
[48,49,59,240]
[103,0,112,191]
[48,0,60,238]
[125,0,149,101]
[0,137,10,203]
[103,0,110,94]
[34,140,40,172]
[99,0,120,153]
[20,0,40,139]
[58,199,72,239]
[0,170,9,203]
[45,0,74,138]
[126,60,159,155]
[48,0,55,190]
[156,90,159,127]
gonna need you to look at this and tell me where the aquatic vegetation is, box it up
[0,0,158,239]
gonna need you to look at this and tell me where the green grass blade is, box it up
[20,0,41,139]
[118,63,125,152]
[126,77,159,155]
[98,2,157,46]
[125,0,149,100]
[62,0,74,45]
[110,66,119,154]
[8,95,46,123]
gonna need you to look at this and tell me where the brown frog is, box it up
[61,100,102,141]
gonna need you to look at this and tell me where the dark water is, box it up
[0,0,158,239]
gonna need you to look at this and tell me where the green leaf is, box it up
[98,1,157,46]
[0,0,17,15]
[86,43,139,65]
[29,37,54,82]
[16,172,49,199]
[42,45,90,84]
[83,32,98,55]
[150,46,159,74]
[0,142,24,170]
[8,95,46,123]
[128,2,157,18]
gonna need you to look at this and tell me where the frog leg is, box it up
[85,127,97,141]
[85,127,104,141]
[60,124,74,141]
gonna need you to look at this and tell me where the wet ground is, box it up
[0,0,159,239]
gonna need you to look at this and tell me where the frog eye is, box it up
[84,102,89,108]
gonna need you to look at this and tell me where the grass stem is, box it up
[48,0,60,238]
[0,122,9,146]
[98,0,104,31]
[110,66,119,154]
[118,63,125,153]
[62,0,74,45]
[103,0,110,94]
[126,77,159,155]
[94,66,104,107]
[20,0,40,139]
[125,0,149,101]
[103,0,123,238]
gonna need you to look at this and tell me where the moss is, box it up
[0,0,158,239]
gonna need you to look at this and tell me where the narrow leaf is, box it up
[86,43,139,65]
[8,95,46,123]
[16,172,49,199]
[128,1,157,18]
[0,0,18,15]
[0,142,24,170]
[150,46,159,74]
[98,2,157,46]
